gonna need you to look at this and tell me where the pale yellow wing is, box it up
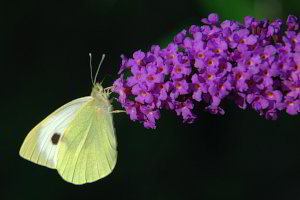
[19,97,92,168]
[56,98,117,185]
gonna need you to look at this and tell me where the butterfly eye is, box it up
[98,86,104,93]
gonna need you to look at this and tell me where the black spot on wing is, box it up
[51,133,61,145]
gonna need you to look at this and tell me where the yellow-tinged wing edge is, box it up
[57,98,117,185]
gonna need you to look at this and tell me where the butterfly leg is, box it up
[104,86,114,91]
[111,110,126,114]
[103,86,115,95]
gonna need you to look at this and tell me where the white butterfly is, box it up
[20,54,122,185]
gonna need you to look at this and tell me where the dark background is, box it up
[2,0,300,199]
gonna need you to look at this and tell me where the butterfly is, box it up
[19,54,122,185]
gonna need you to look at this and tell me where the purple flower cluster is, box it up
[113,13,300,128]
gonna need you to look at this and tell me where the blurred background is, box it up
[2,0,300,199]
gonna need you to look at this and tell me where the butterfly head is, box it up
[91,83,111,101]
[91,83,113,113]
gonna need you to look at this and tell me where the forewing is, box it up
[57,99,117,185]
[19,97,93,169]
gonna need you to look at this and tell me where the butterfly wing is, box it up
[56,98,117,185]
[19,97,93,169]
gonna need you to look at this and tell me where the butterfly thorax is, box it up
[91,83,112,112]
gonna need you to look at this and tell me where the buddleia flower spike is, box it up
[113,13,300,128]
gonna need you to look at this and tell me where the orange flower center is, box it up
[157,67,164,73]
[147,75,155,81]
[124,87,131,94]
[267,92,274,98]
[260,54,268,59]
[220,64,225,70]
[236,73,242,80]
[247,80,253,86]
[175,66,182,73]
[279,63,284,69]
[168,54,175,58]
[197,52,204,58]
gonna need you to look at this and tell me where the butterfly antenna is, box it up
[100,76,106,85]
[89,53,94,85]
[93,54,106,85]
